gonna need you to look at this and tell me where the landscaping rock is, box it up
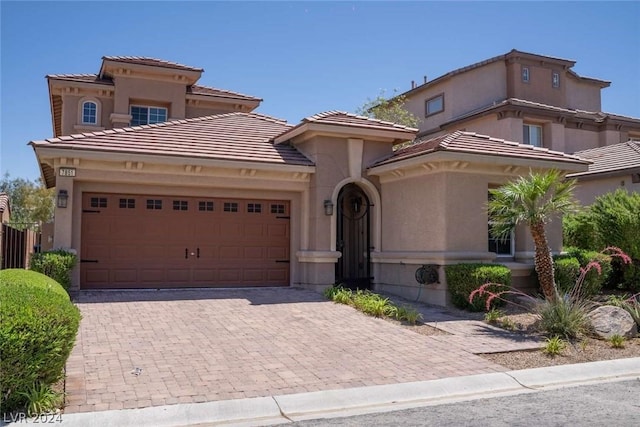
[587,305,637,339]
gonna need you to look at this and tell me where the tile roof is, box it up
[31,112,313,167]
[401,49,609,98]
[439,98,640,130]
[0,193,9,212]
[187,84,261,102]
[373,131,590,167]
[47,73,114,85]
[101,56,203,73]
[302,111,418,132]
[568,141,640,177]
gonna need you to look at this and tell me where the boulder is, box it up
[587,305,637,339]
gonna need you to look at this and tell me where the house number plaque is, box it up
[59,167,76,177]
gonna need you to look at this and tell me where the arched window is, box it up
[82,101,97,124]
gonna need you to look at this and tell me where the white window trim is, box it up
[130,105,168,126]
[77,97,102,127]
[523,123,543,147]
[488,222,515,258]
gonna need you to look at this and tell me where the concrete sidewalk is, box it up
[7,358,639,427]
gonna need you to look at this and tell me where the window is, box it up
[247,203,262,213]
[552,72,560,88]
[130,106,168,126]
[223,202,238,212]
[271,204,285,214]
[119,198,135,209]
[523,124,543,147]
[488,191,514,257]
[522,66,530,83]
[146,199,162,210]
[173,200,188,211]
[425,94,444,117]
[198,201,214,211]
[90,197,107,208]
[82,101,97,124]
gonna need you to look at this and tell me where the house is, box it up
[400,50,640,154]
[31,55,590,306]
[569,140,640,205]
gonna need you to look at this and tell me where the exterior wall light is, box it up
[57,190,69,208]
[324,200,334,216]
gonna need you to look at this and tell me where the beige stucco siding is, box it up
[442,172,488,252]
[380,173,447,251]
[113,76,187,119]
[574,176,640,206]
[406,61,507,133]
[565,78,602,111]
[564,128,600,153]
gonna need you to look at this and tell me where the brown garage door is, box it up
[81,193,290,289]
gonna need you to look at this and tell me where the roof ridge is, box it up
[47,73,99,78]
[305,110,417,131]
[188,84,261,101]
[102,56,203,72]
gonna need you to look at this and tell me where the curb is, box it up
[5,358,639,427]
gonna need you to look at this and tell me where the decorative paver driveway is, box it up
[65,288,505,413]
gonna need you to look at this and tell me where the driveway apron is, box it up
[64,288,505,413]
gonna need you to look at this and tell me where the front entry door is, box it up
[336,184,371,289]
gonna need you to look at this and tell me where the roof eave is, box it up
[369,149,589,176]
[31,145,316,174]
[274,122,416,145]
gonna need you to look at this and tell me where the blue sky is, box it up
[1,1,639,181]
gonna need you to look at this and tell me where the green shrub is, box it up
[542,336,566,356]
[590,190,640,290]
[553,257,581,296]
[0,269,81,413]
[563,210,597,250]
[556,248,612,296]
[29,249,78,291]
[446,263,511,311]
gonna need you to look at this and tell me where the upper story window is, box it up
[82,101,98,124]
[425,94,444,117]
[130,106,168,126]
[523,124,543,147]
[552,72,560,88]
[522,66,530,83]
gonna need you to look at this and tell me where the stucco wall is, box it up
[112,76,186,119]
[565,77,602,111]
[405,61,507,133]
[564,128,600,153]
[574,175,640,206]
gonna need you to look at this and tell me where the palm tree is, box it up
[488,170,577,302]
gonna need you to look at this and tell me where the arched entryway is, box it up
[336,183,371,289]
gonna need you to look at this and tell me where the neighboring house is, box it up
[31,56,590,306]
[400,50,640,154]
[569,140,640,205]
[0,193,10,223]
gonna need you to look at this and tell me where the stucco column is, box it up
[53,174,75,250]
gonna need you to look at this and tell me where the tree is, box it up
[0,173,54,227]
[356,89,419,129]
[487,170,577,301]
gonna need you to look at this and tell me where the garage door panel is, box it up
[219,246,242,259]
[267,223,288,238]
[82,194,290,289]
[219,269,241,282]
[140,269,165,282]
[267,247,288,260]
[113,269,137,283]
